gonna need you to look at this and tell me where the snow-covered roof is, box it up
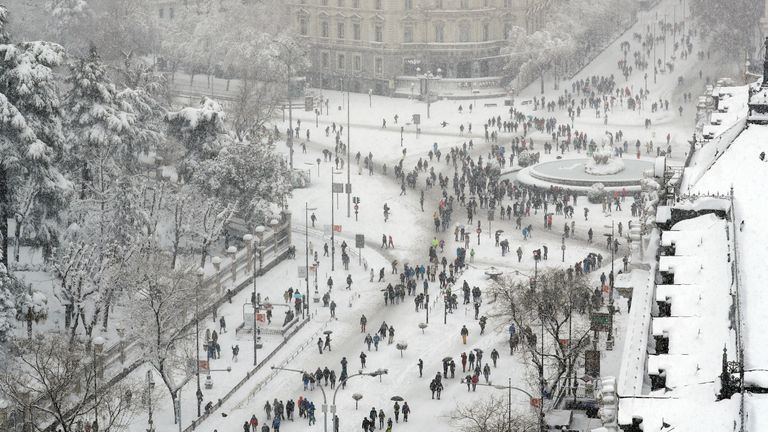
[750,87,768,106]
[690,122,768,387]
[618,214,738,430]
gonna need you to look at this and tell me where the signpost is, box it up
[355,234,365,265]
[590,312,612,332]
[585,350,601,377]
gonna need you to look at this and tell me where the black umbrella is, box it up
[442,356,452,363]
[473,348,484,354]
[323,330,333,335]
[390,396,404,402]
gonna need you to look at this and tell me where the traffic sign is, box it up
[298,266,308,278]
[332,182,344,193]
[333,225,342,233]
[355,234,365,248]
[476,228,482,234]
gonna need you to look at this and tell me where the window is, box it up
[484,0,490,6]
[337,54,345,70]
[504,23,512,39]
[374,25,383,42]
[322,52,329,69]
[435,0,443,8]
[353,23,361,40]
[169,7,174,19]
[353,0,360,7]
[300,18,308,35]
[405,0,413,9]
[337,0,344,6]
[354,55,362,71]
[434,22,444,42]
[321,21,329,37]
[375,0,382,9]
[404,25,413,43]
[505,0,511,6]
[158,7,164,18]
[461,0,469,8]
[337,22,345,39]
[375,57,383,75]
[483,23,489,41]
[459,22,470,42]
[322,0,328,5]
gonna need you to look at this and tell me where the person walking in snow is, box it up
[460,325,469,344]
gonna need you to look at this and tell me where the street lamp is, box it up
[254,227,266,365]
[417,67,442,119]
[271,366,388,432]
[195,266,205,417]
[605,221,616,350]
[561,236,566,263]
[331,169,343,271]
[93,335,106,429]
[304,204,317,319]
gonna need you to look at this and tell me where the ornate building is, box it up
[289,0,548,96]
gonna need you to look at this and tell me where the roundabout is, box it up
[515,157,656,192]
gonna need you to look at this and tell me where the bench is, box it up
[484,103,498,108]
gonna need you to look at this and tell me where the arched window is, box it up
[458,21,470,42]
[434,22,444,42]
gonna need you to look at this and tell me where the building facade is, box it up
[289,0,548,95]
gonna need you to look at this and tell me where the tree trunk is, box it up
[0,165,8,270]
[190,73,195,85]
[199,241,208,269]
[13,215,22,263]
[540,72,545,94]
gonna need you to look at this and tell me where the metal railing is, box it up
[729,187,746,432]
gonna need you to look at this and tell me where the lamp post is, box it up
[93,335,106,429]
[607,221,615,350]
[195,267,205,417]
[416,67,442,119]
[254,227,266,365]
[331,169,342,271]
[342,75,352,219]
[561,236,566,263]
[304,204,317,318]
[271,366,388,432]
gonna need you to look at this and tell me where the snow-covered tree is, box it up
[0,264,20,341]
[193,140,291,228]
[45,0,92,54]
[0,5,69,270]
[123,244,195,426]
[503,27,573,94]
[0,335,140,432]
[451,395,537,432]
[166,96,231,182]
[690,0,761,60]
[51,241,114,344]
[489,268,594,396]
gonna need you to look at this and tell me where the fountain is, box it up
[513,149,658,192]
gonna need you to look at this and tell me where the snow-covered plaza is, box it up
[0,0,764,431]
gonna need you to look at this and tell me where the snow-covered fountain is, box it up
[514,148,657,192]
[585,146,626,176]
